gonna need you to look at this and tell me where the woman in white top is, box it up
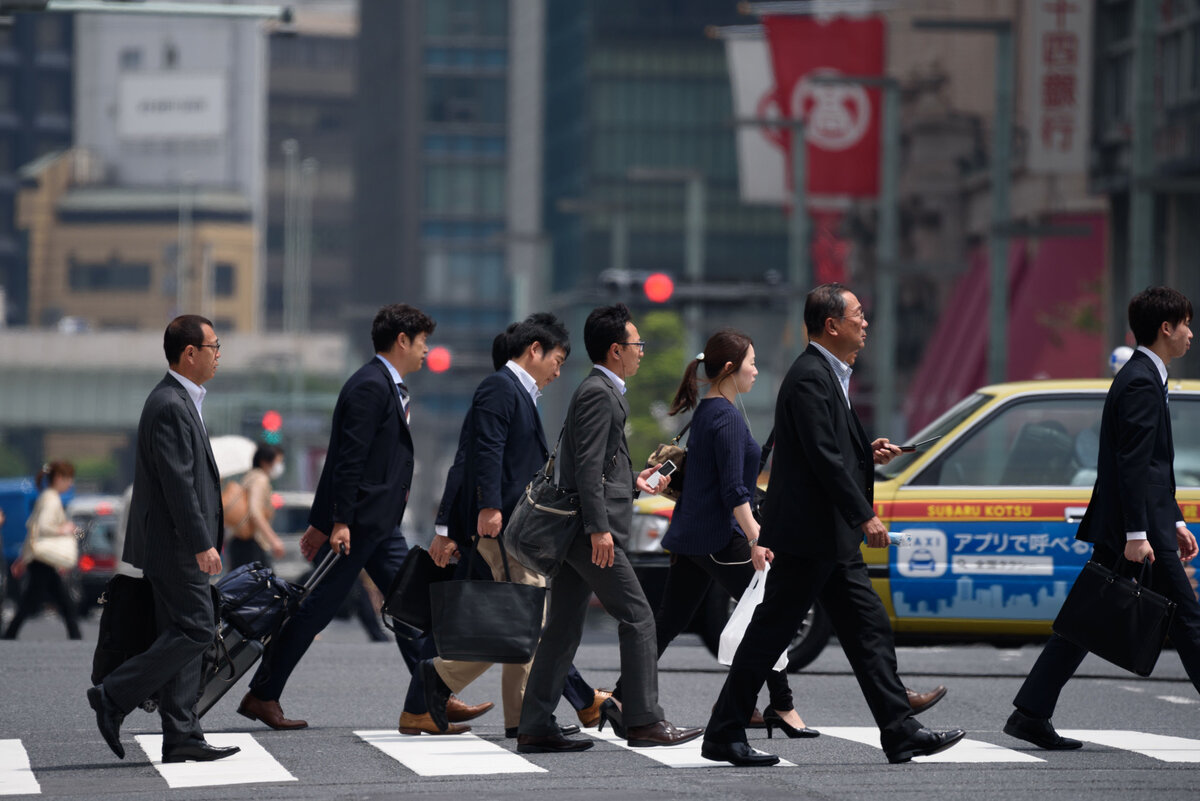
[4,461,81,639]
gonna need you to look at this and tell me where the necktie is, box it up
[397,382,410,424]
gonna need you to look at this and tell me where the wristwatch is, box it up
[747,537,759,547]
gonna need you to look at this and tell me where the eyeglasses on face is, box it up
[619,341,646,353]
[197,341,221,352]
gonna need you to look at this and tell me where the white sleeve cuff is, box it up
[1125,531,1148,541]
[434,525,449,539]
[1177,520,1187,530]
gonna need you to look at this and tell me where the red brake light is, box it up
[96,502,113,516]
[79,555,96,572]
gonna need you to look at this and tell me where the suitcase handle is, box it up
[299,549,341,601]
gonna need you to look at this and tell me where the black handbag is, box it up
[381,544,457,635]
[215,561,303,641]
[751,428,776,524]
[1052,557,1177,677]
[502,428,582,577]
[429,540,546,663]
[645,421,691,503]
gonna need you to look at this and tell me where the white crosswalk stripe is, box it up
[133,733,296,789]
[585,728,797,768]
[356,730,547,776]
[0,740,39,796]
[818,727,1045,763]
[1057,730,1200,763]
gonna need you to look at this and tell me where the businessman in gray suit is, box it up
[516,304,702,753]
[87,315,238,764]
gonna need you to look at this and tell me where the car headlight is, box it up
[628,511,670,555]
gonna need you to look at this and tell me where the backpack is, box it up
[221,479,253,540]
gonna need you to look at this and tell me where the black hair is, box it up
[510,312,571,362]
[492,322,520,371]
[371,304,436,353]
[804,283,849,336]
[163,314,213,365]
[583,304,632,364]
[1128,286,1193,347]
[253,444,282,469]
[669,328,754,415]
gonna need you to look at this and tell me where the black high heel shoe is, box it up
[763,708,820,739]
[596,698,626,738]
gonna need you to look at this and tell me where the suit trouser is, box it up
[102,567,213,748]
[249,529,419,702]
[613,535,794,712]
[706,550,918,748]
[519,533,663,735]
[430,537,548,728]
[1014,544,1200,718]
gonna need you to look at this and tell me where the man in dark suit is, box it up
[516,304,702,753]
[702,284,966,767]
[87,315,239,763]
[236,304,489,732]
[406,313,573,736]
[1006,286,1200,749]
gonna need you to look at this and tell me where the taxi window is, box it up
[1172,397,1200,487]
[909,396,1104,487]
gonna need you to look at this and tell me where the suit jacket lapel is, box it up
[503,366,549,454]
[165,374,219,481]
[371,358,408,430]
[807,347,869,460]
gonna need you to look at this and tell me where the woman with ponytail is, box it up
[4,461,82,640]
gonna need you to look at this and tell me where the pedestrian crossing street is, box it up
[5,727,1200,794]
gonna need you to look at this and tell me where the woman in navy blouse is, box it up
[655,329,814,738]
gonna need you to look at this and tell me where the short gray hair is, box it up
[804,283,848,336]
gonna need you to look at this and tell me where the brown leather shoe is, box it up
[398,711,470,735]
[626,719,704,748]
[906,685,948,714]
[445,695,494,723]
[747,707,766,729]
[576,688,612,728]
[237,693,308,730]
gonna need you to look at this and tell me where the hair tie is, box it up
[696,352,705,362]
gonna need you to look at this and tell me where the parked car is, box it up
[628,378,1200,671]
[66,494,123,615]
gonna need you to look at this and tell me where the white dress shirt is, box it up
[168,369,207,431]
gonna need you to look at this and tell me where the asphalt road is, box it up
[2,609,1199,801]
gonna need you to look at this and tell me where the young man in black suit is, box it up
[238,304,463,730]
[702,283,965,766]
[1006,286,1199,749]
[88,315,239,764]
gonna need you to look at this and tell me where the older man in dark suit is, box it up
[702,284,965,767]
[516,304,702,753]
[1006,286,1200,749]
[87,315,238,763]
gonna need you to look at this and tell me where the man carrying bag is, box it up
[1005,286,1200,750]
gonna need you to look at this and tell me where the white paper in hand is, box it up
[717,563,788,672]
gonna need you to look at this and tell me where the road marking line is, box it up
[134,733,296,788]
[356,731,546,776]
[819,727,1044,763]
[584,729,795,768]
[1155,695,1198,706]
[0,740,40,796]
[1057,730,1200,763]
[1119,686,1145,693]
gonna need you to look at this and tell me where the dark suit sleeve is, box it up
[1113,375,1165,533]
[787,370,875,529]
[471,375,517,512]
[147,400,214,556]
[572,382,613,535]
[331,376,391,526]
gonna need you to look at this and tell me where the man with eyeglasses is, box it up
[516,303,703,752]
[88,315,239,764]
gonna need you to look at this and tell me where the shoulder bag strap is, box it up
[671,420,692,446]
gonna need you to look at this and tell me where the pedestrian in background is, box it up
[3,461,81,640]
[225,444,286,570]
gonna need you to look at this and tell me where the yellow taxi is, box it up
[630,378,1200,671]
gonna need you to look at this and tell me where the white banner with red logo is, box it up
[762,14,884,198]
[1027,0,1092,173]
[725,36,788,205]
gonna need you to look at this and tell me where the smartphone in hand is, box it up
[646,459,677,489]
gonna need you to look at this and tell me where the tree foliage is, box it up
[625,310,688,468]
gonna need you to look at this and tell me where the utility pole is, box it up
[1129,0,1157,294]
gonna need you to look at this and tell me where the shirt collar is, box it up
[505,360,541,404]
[168,368,207,417]
[1135,345,1169,384]
[375,353,404,386]
[809,341,853,406]
[593,364,627,395]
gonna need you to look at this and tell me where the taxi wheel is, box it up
[784,603,832,672]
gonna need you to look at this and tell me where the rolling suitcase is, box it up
[197,549,341,717]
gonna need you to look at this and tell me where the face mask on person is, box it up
[269,460,285,480]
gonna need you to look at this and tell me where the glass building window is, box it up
[425,0,508,38]
[37,75,69,115]
[0,73,13,108]
[425,163,506,215]
[426,76,506,124]
[35,17,65,51]
[423,248,506,302]
[119,47,142,71]
[68,257,152,292]
[214,262,236,297]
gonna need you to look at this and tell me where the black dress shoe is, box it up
[1003,709,1083,750]
[506,724,581,739]
[884,727,967,764]
[516,732,595,753]
[87,686,125,760]
[161,741,241,763]
[419,659,451,733]
[700,740,779,767]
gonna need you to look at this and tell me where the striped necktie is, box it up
[396,382,410,423]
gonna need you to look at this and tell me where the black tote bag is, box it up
[429,540,546,663]
[502,426,582,577]
[381,545,457,635]
[1052,557,1177,677]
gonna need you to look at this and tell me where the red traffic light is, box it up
[262,410,283,432]
[643,273,674,303]
[427,346,452,373]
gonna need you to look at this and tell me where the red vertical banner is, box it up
[762,15,885,198]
